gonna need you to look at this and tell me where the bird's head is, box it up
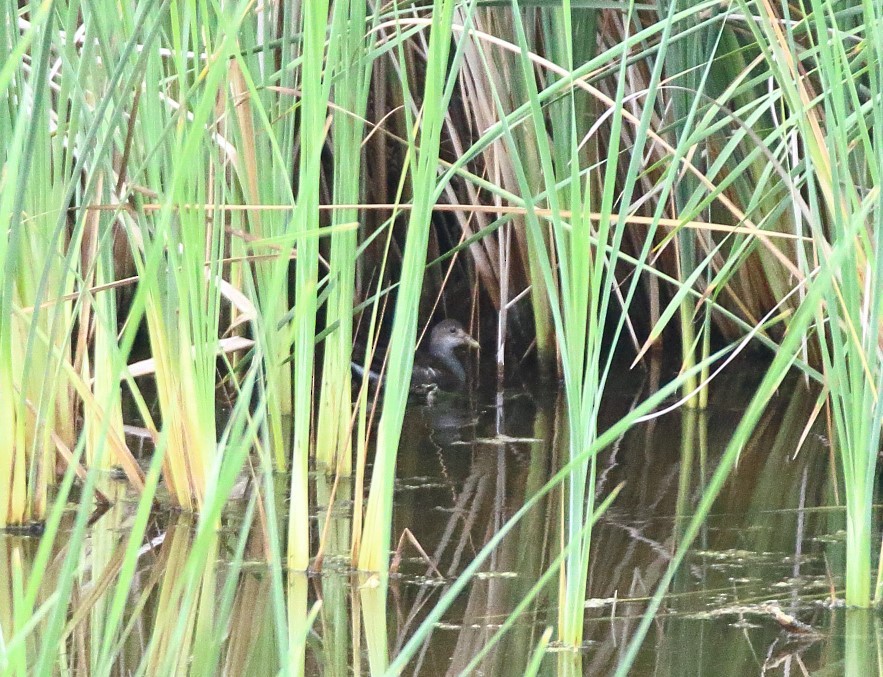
[429,319,480,353]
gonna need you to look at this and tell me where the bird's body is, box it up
[352,319,479,396]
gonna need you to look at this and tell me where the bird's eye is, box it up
[449,326,457,333]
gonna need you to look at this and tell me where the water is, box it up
[1,360,877,675]
[377,364,850,675]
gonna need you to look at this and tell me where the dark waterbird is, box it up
[352,319,480,396]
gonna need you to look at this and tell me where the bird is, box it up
[352,319,480,396]
[411,319,480,394]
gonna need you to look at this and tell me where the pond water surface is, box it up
[375,361,860,675]
[1,359,878,675]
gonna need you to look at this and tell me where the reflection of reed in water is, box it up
[582,376,834,675]
[382,386,557,676]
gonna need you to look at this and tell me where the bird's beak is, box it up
[463,334,480,350]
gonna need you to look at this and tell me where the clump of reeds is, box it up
[3,1,883,674]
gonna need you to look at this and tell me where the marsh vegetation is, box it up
[2,1,883,674]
